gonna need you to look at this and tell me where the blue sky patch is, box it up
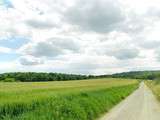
[0,52,20,62]
[0,0,13,8]
[0,36,29,62]
[0,36,29,49]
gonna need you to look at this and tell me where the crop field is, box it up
[0,78,139,120]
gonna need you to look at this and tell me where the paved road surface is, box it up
[99,82,160,120]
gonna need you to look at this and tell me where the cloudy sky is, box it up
[0,0,160,75]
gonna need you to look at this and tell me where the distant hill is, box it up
[110,70,160,80]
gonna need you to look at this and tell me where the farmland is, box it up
[0,78,139,120]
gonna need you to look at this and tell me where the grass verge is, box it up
[145,80,160,101]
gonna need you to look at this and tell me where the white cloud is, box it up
[26,19,57,29]
[64,0,125,33]
[18,37,81,58]
[0,46,12,53]
[19,55,44,65]
[1,0,160,74]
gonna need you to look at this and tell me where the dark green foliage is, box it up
[0,72,93,82]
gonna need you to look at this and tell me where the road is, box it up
[99,82,160,120]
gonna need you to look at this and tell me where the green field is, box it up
[0,78,139,120]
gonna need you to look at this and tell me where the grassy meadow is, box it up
[0,78,139,120]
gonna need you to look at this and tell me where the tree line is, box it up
[0,72,95,82]
[1,70,159,82]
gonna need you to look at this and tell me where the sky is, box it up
[0,0,160,75]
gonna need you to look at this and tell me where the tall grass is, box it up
[0,78,139,120]
[146,80,160,101]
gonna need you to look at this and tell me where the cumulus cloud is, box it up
[91,32,140,60]
[20,42,63,57]
[19,37,81,58]
[108,48,139,60]
[138,40,160,49]
[0,46,12,53]
[1,0,160,74]
[154,47,160,62]
[100,46,140,60]
[19,56,44,65]
[26,19,57,29]
[64,0,125,33]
